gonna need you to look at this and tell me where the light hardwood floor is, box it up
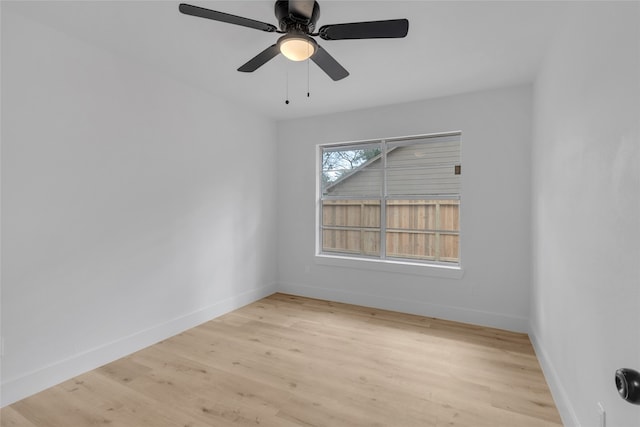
[1,293,562,426]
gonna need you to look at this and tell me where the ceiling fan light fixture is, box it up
[179,2,409,81]
[278,34,317,61]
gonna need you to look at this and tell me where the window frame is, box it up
[316,131,463,274]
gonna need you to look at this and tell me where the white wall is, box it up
[531,2,640,426]
[1,9,277,406]
[277,85,533,333]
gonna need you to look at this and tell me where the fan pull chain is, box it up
[307,59,310,98]
[285,66,290,105]
[307,45,311,98]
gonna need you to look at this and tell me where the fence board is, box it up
[321,200,459,263]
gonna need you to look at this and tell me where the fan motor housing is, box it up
[275,1,320,33]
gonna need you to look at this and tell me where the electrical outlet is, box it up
[597,402,606,427]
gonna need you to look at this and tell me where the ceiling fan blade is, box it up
[288,0,316,22]
[311,45,349,81]
[179,3,277,33]
[238,44,281,73]
[319,19,409,40]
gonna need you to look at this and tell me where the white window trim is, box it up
[315,131,463,277]
[315,253,465,279]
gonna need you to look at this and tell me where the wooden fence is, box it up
[322,199,459,263]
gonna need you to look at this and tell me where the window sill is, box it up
[314,254,465,279]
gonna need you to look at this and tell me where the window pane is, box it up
[386,138,460,197]
[386,200,459,262]
[322,145,382,197]
[322,200,381,256]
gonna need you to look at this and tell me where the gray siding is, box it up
[326,137,460,197]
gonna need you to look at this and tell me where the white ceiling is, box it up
[5,0,570,120]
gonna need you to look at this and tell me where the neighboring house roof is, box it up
[323,149,388,194]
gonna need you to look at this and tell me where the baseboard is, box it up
[0,284,277,408]
[277,282,529,333]
[529,325,580,426]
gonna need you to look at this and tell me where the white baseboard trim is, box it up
[528,326,580,426]
[0,284,277,408]
[277,282,529,333]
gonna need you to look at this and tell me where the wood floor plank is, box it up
[0,407,39,427]
[1,293,562,426]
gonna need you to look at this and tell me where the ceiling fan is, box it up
[179,1,409,81]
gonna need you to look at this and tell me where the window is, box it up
[318,132,461,266]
